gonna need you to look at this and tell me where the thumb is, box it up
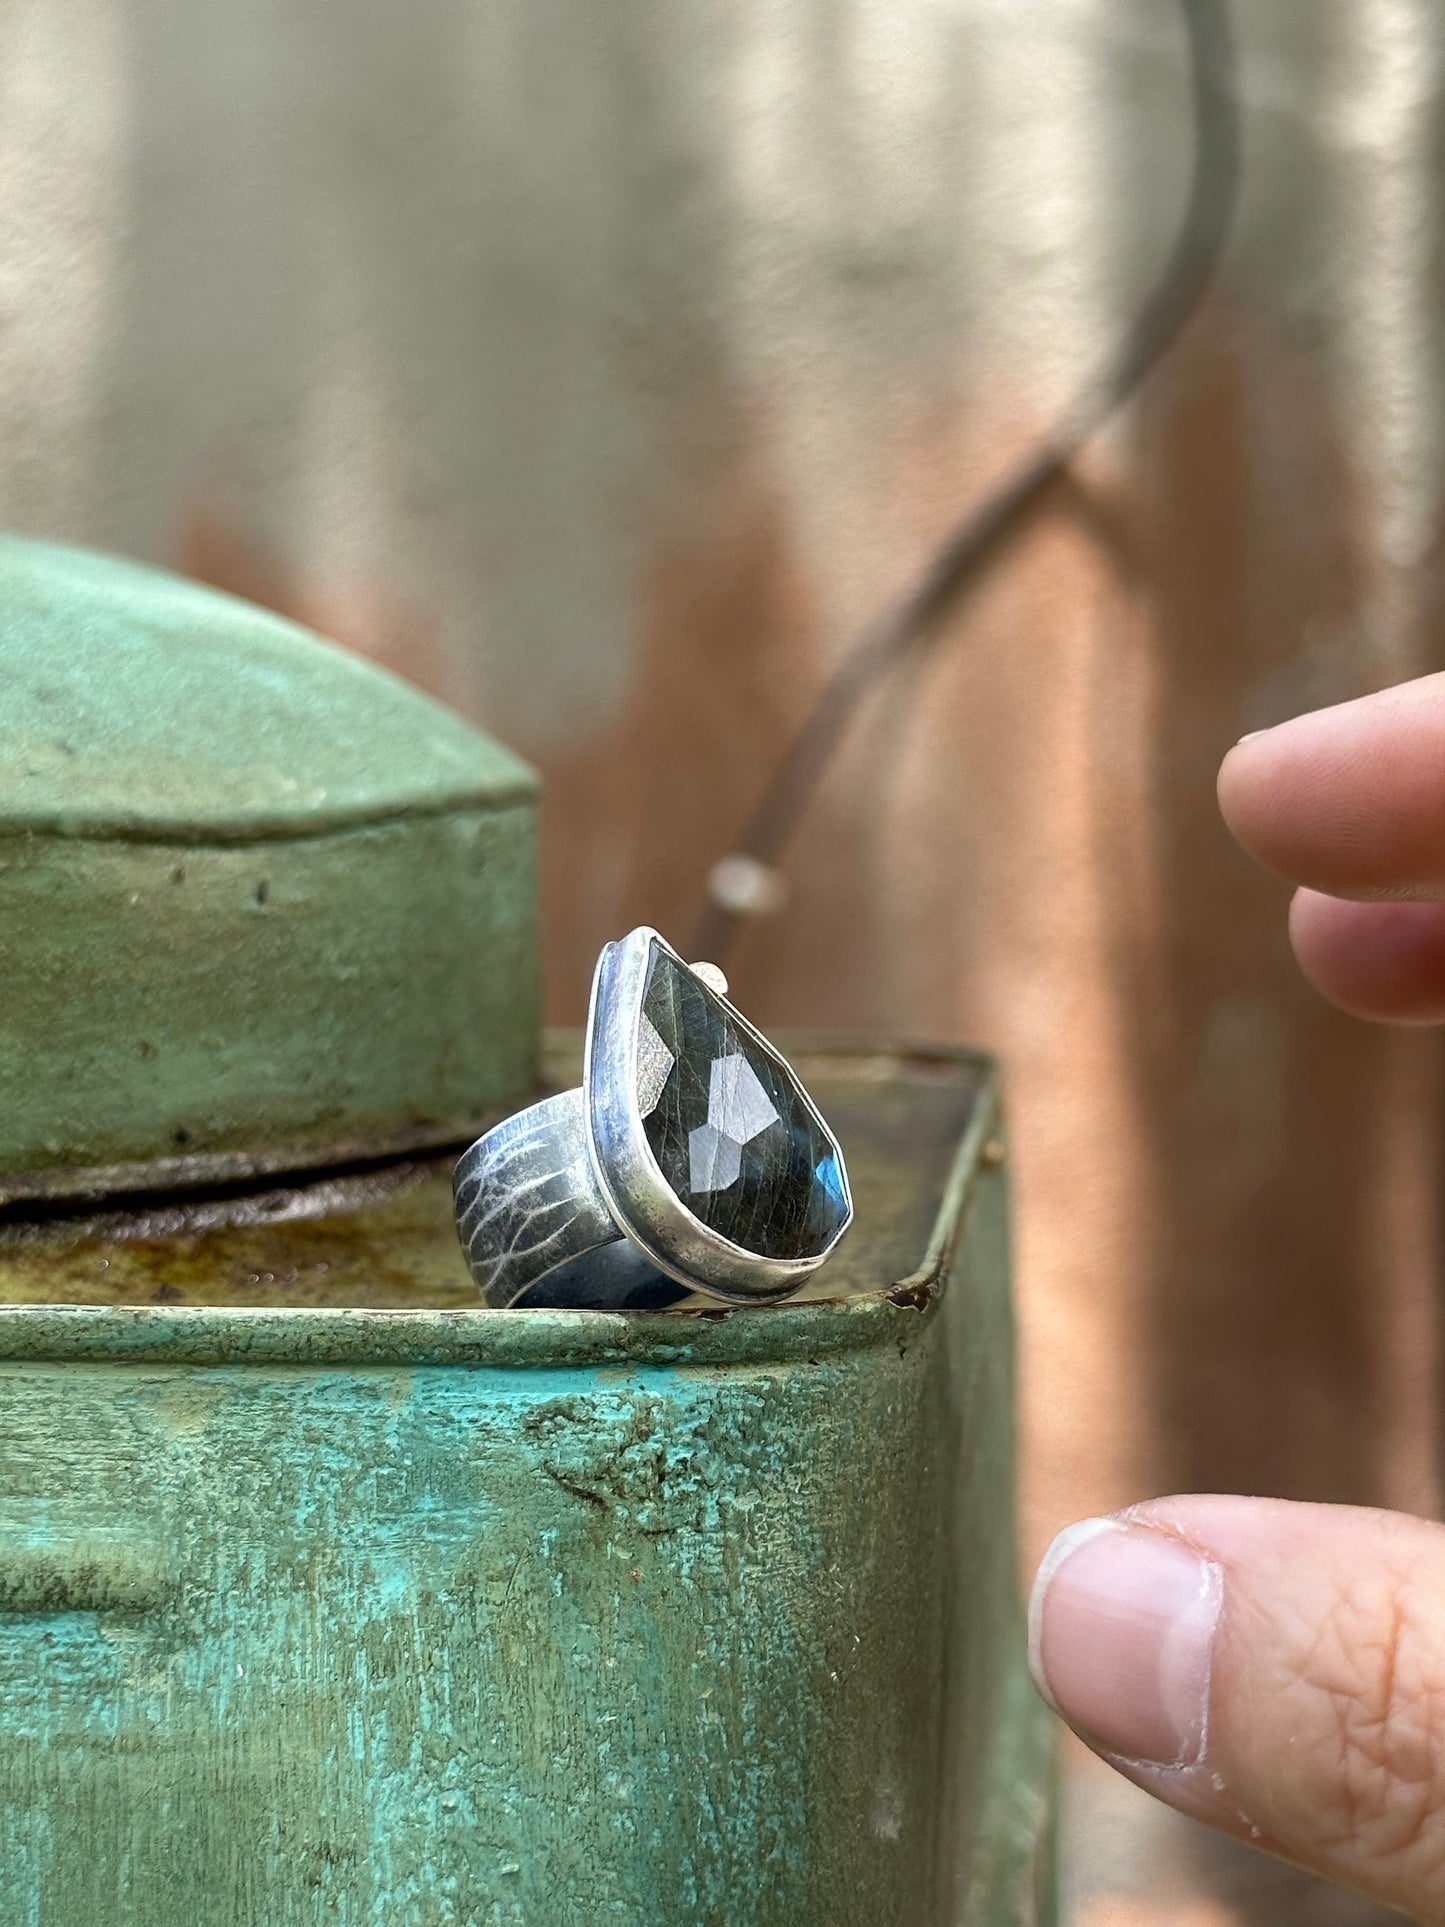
[1028,1497,1445,1921]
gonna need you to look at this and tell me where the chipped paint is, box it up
[0,1049,1052,1922]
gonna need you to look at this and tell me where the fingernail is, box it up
[1028,1517,1222,1769]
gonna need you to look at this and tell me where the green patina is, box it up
[0,1047,1054,1925]
[0,536,539,1191]
[0,537,535,839]
[0,542,1053,1923]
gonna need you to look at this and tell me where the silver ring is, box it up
[453,927,853,1308]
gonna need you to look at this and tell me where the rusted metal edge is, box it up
[886,1058,1004,1315]
[0,1292,935,1369]
[0,1042,1000,1366]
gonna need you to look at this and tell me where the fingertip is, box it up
[1288,889,1445,1023]
[1216,676,1445,896]
[1027,1516,1120,1715]
[1215,731,1265,841]
[1029,1514,1221,1770]
[1034,1496,1445,1916]
[1217,726,1298,877]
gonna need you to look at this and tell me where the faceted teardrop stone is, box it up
[635,943,849,1260]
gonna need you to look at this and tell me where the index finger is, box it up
[1218,672,1445,900]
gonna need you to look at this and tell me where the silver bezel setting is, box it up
[583,927,854,1303]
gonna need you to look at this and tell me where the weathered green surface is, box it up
[0,541,1052,1918]
[0,1049,1053,1925]
[0,1044,968,1311]
[0,535,539,1196]
[0,538,536,840]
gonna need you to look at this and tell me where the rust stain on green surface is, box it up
[0,1047,972,1312]
[0,538,1051,1919]
[0,1049,1053,1924]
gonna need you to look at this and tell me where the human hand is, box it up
[1027,673,1445,1921]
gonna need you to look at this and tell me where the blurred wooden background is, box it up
[4,0,1444,1912]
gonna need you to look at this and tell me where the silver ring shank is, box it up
[453,1089,621,1308]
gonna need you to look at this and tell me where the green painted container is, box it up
[0,535,539,1200]
[0,539,1053,1925]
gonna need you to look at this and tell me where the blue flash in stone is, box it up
[635,942,849,1261]
[815,1153,845,1207]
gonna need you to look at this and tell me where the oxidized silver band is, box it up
[453,928,853,1309]
[453,1088,627,1308]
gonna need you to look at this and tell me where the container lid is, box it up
[0,536,534,838]
[0,536,539,1199]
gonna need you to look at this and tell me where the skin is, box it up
[1221,672,1445,1022]
[1034,675,1445,1920]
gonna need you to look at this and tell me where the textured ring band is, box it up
[453,927,853,1308]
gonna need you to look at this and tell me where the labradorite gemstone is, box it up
[636,943,848,1260]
